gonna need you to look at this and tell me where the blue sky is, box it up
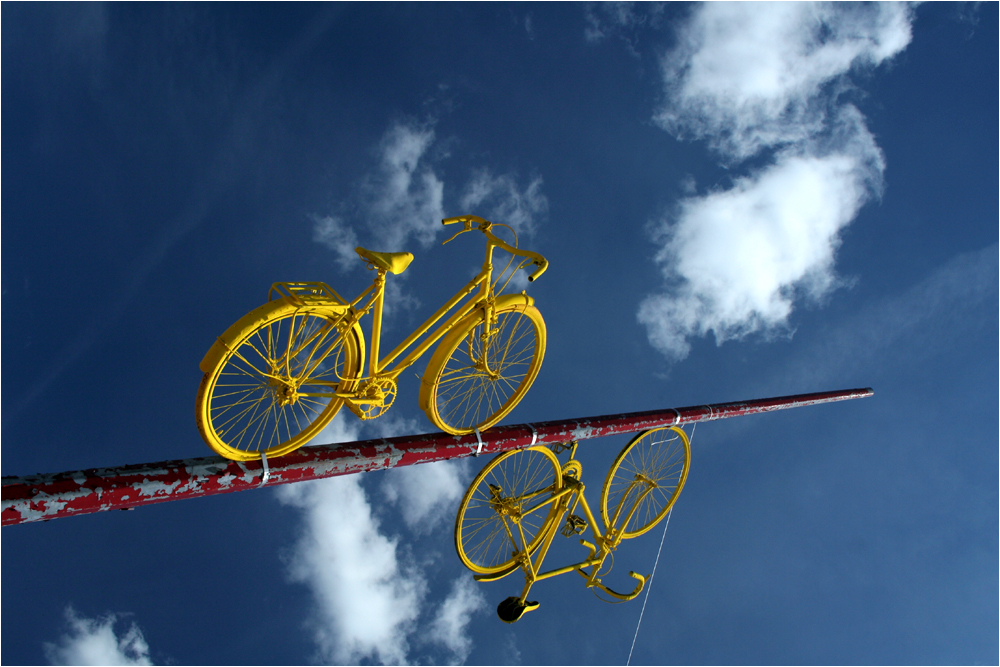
[2,3,996,665]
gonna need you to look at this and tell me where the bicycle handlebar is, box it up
[441,215,548,281]
[442,214,487,228]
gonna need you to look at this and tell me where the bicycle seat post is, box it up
[369,268,387,377]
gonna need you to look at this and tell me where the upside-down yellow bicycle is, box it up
[455,426,691,623]
[195,215,548,461]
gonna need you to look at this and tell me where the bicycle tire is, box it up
[196,300,362,461]
[600,426,691,540]
[455,446,562,575]
[421,300,545,435]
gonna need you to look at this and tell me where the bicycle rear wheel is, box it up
[600,426,691,540]
[422,302,545,435]
[196,302,361,461]
[455,446,562,575]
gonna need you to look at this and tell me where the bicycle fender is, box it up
[417,293,536,412]
[198,297,360,373]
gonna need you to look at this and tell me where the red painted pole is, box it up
[2,387,872,526]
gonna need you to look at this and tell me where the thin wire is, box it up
[626,424,693,666]
[626,507,672,666]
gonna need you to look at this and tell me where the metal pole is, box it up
[2,387,872,526]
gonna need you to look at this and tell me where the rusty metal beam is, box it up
[2,387,872,526]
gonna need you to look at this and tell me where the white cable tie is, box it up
[474,428,484,456]
[260,452,271,486]
[527,423,537,447]
[670,408,681,425]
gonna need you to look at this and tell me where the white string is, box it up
[626,507,671,666]
[627,423,694,666]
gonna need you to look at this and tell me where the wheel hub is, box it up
[269,379,299,407]
[488,484,523,522]
[634,472,656,488]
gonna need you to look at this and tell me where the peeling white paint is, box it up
[571,424,600,441]
[137,479,182,498]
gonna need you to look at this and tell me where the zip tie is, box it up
[260,452,271,486]
[670,408,681,425]
[529,423,537,446]
[474,428,484,456]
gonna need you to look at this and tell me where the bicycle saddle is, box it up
[355,247,414,275]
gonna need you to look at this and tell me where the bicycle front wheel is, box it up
[422,302,545,435]
[600,426,691,540]
[455,446,562,575]
[196,302,362,461]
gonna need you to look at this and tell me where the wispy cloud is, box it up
[311,214,359,272]
[584,2,664,54]
[313,121,444,265]
[362,122,446,251]
[425,577,487,665]
[44,607,152,666]
[460,169,548,239]
[639,2,913,361]
[381,458,470,535]
[312,119,547,271]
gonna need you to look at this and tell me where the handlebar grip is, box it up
[442,215,487,226]
[527,258,548,282]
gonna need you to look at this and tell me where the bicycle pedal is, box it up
[560,514,587,537]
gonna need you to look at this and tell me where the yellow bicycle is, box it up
[455,426,691,623]
[196,215,548,461]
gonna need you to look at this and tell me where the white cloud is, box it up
[381,459,470,535]
[460,169,548,238]
[362,122,446,251]
[639,142,877,360]
[278,414,423,664]
[277,474,425,665]
[312,214,359,272]
[425,577,487,665]
[44,607,152,666]
[311,120,444,274]
[657,2,913,161]
[640,2,913,361]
